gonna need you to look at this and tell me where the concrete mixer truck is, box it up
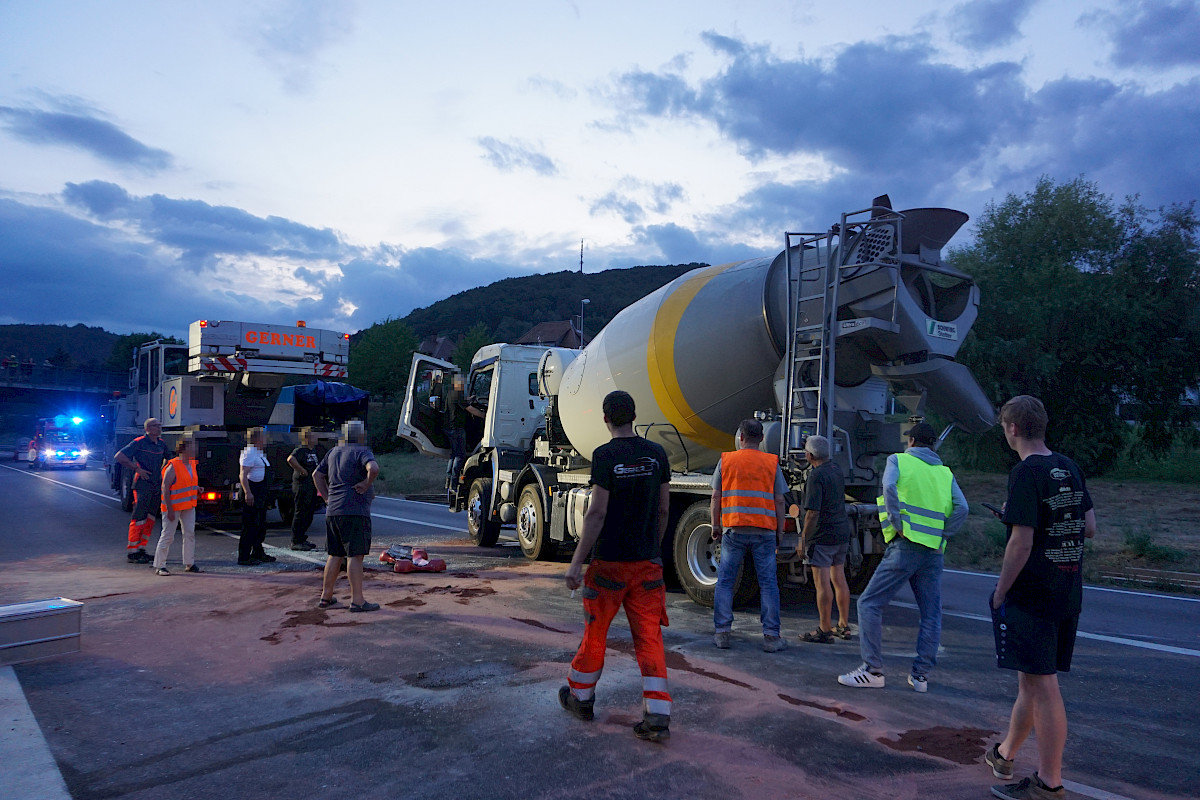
[398,196,994,606]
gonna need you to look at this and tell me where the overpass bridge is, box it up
[0,365,128,445]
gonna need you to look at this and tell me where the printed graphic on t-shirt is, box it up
[613,458,660,479]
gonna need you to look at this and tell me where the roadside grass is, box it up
[952,470,1200,592]
[374,451,448,498]
[1106,439,1200,484]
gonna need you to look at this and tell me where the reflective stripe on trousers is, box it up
[568,559,672,716]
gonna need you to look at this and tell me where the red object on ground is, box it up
[392,558,446,573]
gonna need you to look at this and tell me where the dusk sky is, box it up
[2,1,1198,338]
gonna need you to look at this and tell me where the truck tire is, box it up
[516,483,556,561]
[467,478,501,547]
[120,467,134,512]
[672,502,758,608]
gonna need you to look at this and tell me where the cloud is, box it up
[0,106,172,172]
[477,137,559,175]
[606,32,1199,243]
[0,184,540,335]
[1091,0,1200,68]
[251,0,356,93]
[947,0,1036,49]
[589,179,685,224]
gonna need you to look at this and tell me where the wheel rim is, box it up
[517,500,538,547]
[685,522,718,587]
[468,491,483,532]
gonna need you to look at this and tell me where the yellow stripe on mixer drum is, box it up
[647,262,739,453]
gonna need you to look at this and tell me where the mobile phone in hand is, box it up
[982,502,1003,518]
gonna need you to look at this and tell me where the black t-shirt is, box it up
[289,446,323,491]
[118,435,170,487]
[1002,452,1094,620]
[802,461,851,545]
[589,436,671,562]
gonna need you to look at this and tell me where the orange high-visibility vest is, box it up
[161,457,199,512]
[719,449,780,530]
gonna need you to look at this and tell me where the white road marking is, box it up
[890,601,1200,658]
[946,568,1200,603]
[369,511,464,532]
[1061,779,1137,800]
[0,464,120,502]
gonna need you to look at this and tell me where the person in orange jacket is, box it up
[561,391,672,743]
[153,436,202,575]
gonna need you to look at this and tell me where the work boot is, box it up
[763,635,789,653]
[713,631,731,649]
[633,713,670,743]
[128,550,152,564]
[558,686,594,721]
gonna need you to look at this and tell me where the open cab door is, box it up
[398,353,460,457]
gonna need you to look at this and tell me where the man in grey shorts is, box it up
[313,420,380,612]
[837,422,967,692]
[798,435,853,643]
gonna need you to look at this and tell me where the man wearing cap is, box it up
[837,421,967,692]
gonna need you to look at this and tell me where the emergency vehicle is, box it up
[31,416,89,470]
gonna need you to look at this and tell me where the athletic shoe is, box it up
[633,713,670,743]
[991,772,1064,799]
[255,553,278,563]
[985,743,1015,780]
[908,673,928,693]
[838,663,885,688]
[184,565,202,573]
[558,685,594,721]
[763,635,789,653]
[155,567,170,576]
[290,541,317,551]
[713,631,731,649]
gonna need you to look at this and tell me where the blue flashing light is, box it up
[71,416,84,425]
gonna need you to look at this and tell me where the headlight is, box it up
[43,449,54,458]
[80,449,89,458]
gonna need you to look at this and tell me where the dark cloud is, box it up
[0,186,536,335]
[0,107,172,172]
[591,192,645,223]
[1094,0,1200,68]
[607,32,1199,244]
[478,137,559,176]
[948,0,1036,49]
[631,222,758,267]
[588,180,685,224]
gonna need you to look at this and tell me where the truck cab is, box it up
[400,344,564,533]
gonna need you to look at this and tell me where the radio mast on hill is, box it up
[579,239,584,273]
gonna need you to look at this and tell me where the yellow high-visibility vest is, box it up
[877,452,953,552]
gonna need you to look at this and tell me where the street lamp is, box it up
[579,299,590,349]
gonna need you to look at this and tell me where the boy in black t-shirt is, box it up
[986,396,1097,800]
[286,428,324,550]
[560,391,673,743]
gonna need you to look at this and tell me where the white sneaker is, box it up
[838,663,885,688]
[908,673,928,693]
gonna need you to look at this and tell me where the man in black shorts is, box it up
[987,396,1097,800]
[313,420,380,612]
[799,434,853,644]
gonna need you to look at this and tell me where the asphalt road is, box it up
[1,460,1196,799]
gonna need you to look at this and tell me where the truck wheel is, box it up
[516,484,555,560]
[120,467,134,512]
[672,502,758,608]
[467,478,501,547]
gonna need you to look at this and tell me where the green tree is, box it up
[350,318,418,399]
[104,332,182,371]
[452,322,493,371]
[953,177,1200,475]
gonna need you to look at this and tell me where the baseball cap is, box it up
[904,422,938,445]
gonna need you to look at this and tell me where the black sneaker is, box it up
[633,714,670,743]
[184,565,202,573]
[290,541,317,551]
[558,686,594,721]
[128,550,153,564]
[255,553,278,563]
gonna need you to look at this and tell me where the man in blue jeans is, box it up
[837,422,968,692]
[711,419,788,653]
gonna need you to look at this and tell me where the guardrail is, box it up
[0,364,127,393]
[1098,567,1200,591]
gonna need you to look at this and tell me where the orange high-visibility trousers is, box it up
[127,484,159,552]
[567,559,671,719]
